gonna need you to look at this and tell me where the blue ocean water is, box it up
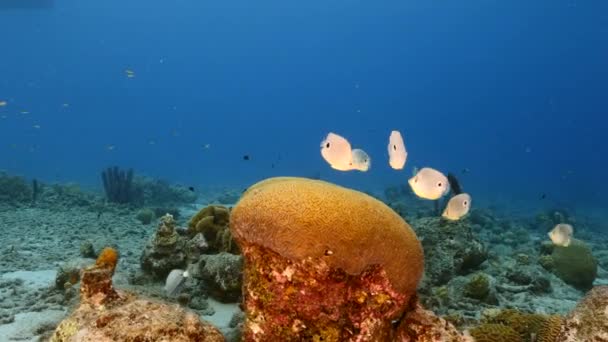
[0,0,606,213]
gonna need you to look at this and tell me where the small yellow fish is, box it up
[442,193,472,220]
[0,101,6,107]
[548,223,573,247]
[408,167,449,200]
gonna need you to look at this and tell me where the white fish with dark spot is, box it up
[442,193,472,220]
[388,130,407,170]
[408,167,449,200]
[320,132,353,171]
[165,269,189,297]
[548,223,574,247]
[350,148,371,172]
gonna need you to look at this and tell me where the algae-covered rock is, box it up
[196,252,243,303]
[550,239,597,290]
[412,217,487,286]
[0,172,32,204]
[79,241,96,259]
[140,214,187,279]
[464,273,491,300]
[50,246,224,342]
[135,208,155,224]
[55,258,93,290]
[557,286,608,341]
[394,301,469,341]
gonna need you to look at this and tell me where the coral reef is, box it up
[188,205,239,254]
[0,171,32,205]
[464,273,491,300]
[540,239,597,290]
[230,177,424,341]
[196,252,243,303]
[471,309,565,342]
[557,285,608,341]
[469,323,522,342]
[101,166,142,205]
[395,301,470,341]
[135,176,197,206]
[412,217,487,287]
[215,190,241,204]
[50,246,224,342]
[54,258,93,290]
[140,213,187,279]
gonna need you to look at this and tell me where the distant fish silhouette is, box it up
[188,186,195,192]
[540,193,546,200]
[243,155,250,161]
[447,173,463,195]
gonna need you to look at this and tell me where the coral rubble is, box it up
[50,246,224,342]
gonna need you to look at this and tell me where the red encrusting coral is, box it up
[241,244,409,341]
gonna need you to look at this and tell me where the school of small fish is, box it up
[320,132,371,172]
[320,130,470,220]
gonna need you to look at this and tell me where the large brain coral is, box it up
[231,177,424,341]
[550,239,597,290]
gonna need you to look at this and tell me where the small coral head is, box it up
[96,247,119,273]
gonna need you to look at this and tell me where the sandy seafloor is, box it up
[0,191,607,341]
[0,196,241,342]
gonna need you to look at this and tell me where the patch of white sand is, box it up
[203,298,239,328]
[1,270,56,289]
[0,309,66,342]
